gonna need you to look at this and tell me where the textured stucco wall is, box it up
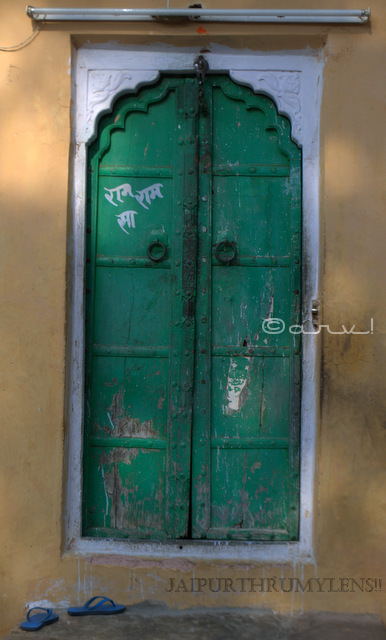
[0,0,385,636]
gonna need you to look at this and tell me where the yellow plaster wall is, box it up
[0,0,385,636]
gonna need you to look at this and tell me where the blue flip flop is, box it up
[20,607,59,631]
[67,596,126,616]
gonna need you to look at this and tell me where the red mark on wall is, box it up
[197,25,208,34]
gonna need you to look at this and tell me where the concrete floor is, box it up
[5,601,386,640]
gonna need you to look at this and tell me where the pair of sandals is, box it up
[20,596,125,631]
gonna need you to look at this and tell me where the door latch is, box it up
[194,55,209,82]
[193,55,209,114]
[311,299,320,328]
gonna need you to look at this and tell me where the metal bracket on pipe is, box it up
[26,6,371,24]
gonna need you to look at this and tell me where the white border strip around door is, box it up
[65,44,323,563]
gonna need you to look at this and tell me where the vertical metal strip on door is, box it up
[191,80,213,537]
[166,79,199,537]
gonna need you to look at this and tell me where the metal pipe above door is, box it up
[26,6,370,24]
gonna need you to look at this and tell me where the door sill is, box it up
[64,537,314,563]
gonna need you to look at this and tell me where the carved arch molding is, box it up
[85,68,302,145]
[76,46,324,150]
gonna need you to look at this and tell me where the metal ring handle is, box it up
[214,240,236,264]
[147,239,167,262]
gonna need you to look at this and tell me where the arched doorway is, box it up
[83,74,301,541]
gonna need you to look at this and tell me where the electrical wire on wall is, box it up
[0,25,40,51]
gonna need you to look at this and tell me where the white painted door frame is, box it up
[65,43,323,563]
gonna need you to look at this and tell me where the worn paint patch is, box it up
[108,390,158,437]
[225,357,251,414]
[99,449,139,529]
[98,447,165,532]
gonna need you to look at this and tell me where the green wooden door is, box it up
[83,75,301,541]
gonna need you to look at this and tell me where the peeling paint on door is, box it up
[225,357,251,414]
[108,390,159,437]
[99,449,139,530]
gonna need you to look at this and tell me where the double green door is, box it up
[83,74,301,541]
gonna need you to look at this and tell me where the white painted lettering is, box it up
[116,210,138,235]
[104,182,164,209]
